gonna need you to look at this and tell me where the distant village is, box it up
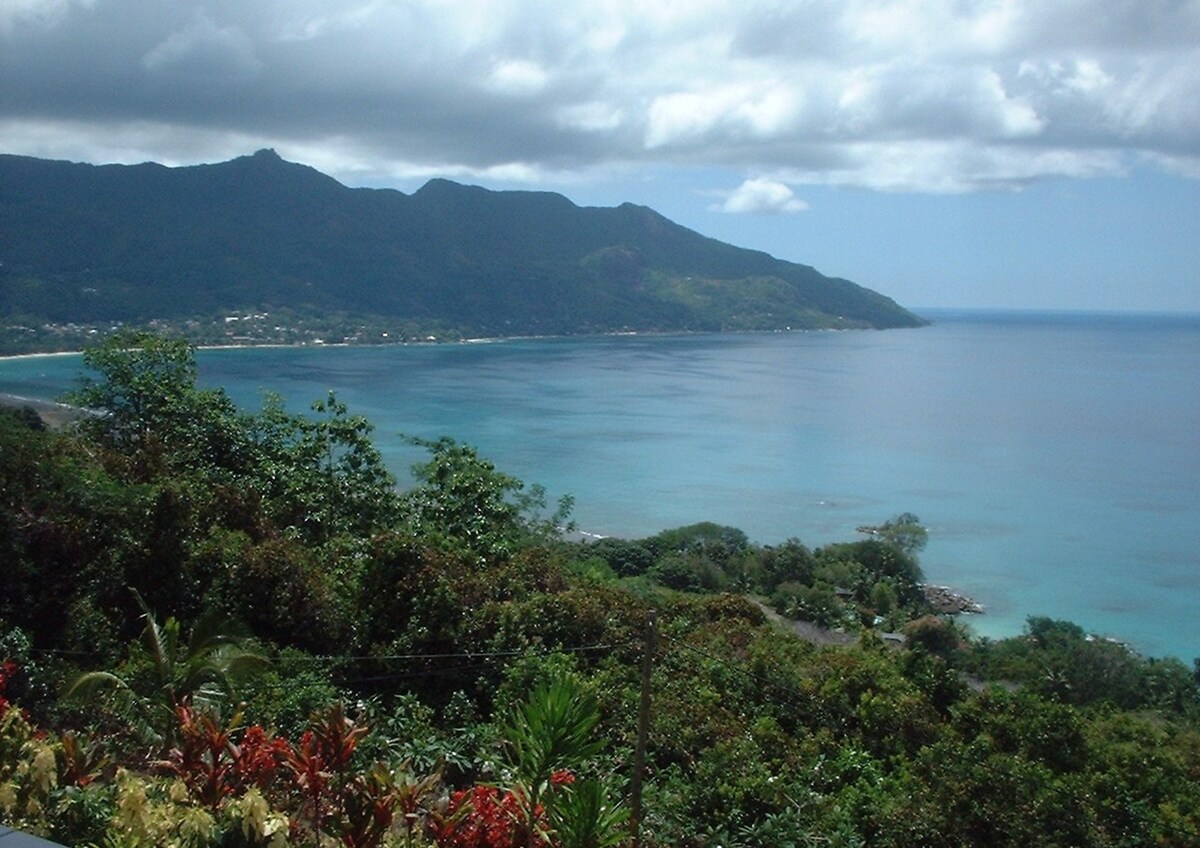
[2,310,454,356]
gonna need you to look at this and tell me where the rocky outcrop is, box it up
[922,584,985,615]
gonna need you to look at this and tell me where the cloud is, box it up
[0,0,1197,191]
[776,140,1127,193]
[715,178,810,214]
[486,59,549,95]
[141,9,262,81]
[0,0,93,35]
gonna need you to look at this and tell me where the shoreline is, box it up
[0,322,904,363]
[0,349,86,362]
[921,584,986,615]
[0,392,95,428]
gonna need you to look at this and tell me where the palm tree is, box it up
[64,589,267,746]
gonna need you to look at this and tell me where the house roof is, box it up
[0,826,68,847]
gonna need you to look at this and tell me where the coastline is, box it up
[0,392,94,428]
[4,318,1195,660]
[922,584,985,615]
[0,349,85,361]
[0,322,907,363]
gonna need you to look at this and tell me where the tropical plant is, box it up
[158,704,291,812]
[497,677,615,848]
[548,775,629,848]
[404,437,573,564]
[68,329,251,481]
[63,590,268,746]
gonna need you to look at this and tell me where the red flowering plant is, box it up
[281,702,408,848]
[393,762,444,847]
[334,763,401,848]
[0,660,18,717]
[548,770,575,788]
[430,784,548,848]
[431,677,613,848]
[233,723,293,791]
[283,702,364,834]
[158,703,292,811]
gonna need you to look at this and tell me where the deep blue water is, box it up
[3,310,1198,659]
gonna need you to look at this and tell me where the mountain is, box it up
[0,149,925,337]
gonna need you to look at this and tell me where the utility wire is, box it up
[280,642,633,664]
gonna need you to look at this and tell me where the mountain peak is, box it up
[0,152,926,337]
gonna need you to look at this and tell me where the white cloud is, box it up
[487,59,549,95]
[777,140,1126,193]
[646,83,801,148]
[557,101,624,132]
[2,0,1198,191]
[142,9,262,81]
[715,178,810,213]
[0,0,92,34]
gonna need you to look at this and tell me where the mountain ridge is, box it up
[0,150,926,338]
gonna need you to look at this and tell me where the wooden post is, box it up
[629,609,656,848]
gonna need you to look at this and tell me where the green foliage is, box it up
[69,330,251,482]
[647,555,726,593]
[249,391,400,544]
[861,512,929,554]
[902,615,963,657]
[648,522,750,561]
[403,436,573,563]
[816,540,925,605]
[0,403,46,432]
[496,676,622,848]
[549,775,629,848]
[499,677,604,785]
[1,151,926,351]
[63,591,268,747]
[208,535,355,654]
[753,538,816,593]
[239,650,343,739]
[960,616,1200,713]
[3,332,1199,846]
[586,537,655,578]
[773,582,847,628]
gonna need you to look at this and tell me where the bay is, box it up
[2,309,1198,659]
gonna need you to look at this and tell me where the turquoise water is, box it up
[2,310,1198,659]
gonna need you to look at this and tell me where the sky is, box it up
[2,0,1198,313]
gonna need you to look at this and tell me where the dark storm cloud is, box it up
[2,1,1198,190]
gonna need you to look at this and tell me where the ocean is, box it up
[2,309,1197,659]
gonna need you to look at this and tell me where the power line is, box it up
[279,642,632,664]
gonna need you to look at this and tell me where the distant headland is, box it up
[0,150,925,355]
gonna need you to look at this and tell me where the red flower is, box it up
[232,725,292,790]
[430,784,547,848]
[0,659,16,717]
[549,770,575,787]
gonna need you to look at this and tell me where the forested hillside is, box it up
[1,333,1197,847]
[0,150,924,353]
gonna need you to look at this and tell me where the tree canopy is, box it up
[0,332,1195,847]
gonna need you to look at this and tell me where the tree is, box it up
[860,512,928,555]
[68,330,250,480]
[403,437,572,564]
[498,677,616,848]
[250,391,399,543]
[64,590,267,746]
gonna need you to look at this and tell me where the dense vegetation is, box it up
[0,150,925,356]
[1,333,1197,847]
